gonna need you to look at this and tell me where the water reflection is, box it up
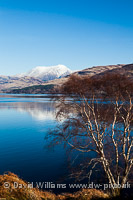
[0,101,56,121]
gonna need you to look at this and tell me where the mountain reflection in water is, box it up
[0,101,56,121]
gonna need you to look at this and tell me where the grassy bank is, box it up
[0,172,131,200]
[0,172,109,200]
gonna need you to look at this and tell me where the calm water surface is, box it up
[0,94,68,190]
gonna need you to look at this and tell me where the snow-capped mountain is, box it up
[18,65,72,81]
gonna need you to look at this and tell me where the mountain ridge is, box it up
[0,64,72,92]
[5,63,133,94]
[0,76,43,92]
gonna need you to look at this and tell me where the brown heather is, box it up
[0,172,109,200]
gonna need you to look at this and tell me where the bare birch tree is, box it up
[48,74,133,195]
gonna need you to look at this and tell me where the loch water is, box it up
[0,94,70,192]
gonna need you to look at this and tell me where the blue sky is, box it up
[0,0,133,75]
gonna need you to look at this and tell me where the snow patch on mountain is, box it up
[18,65,72,81]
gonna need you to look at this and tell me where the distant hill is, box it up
[93,64,133,79]
[0,76,43,92]
[10,84,57,94]
[73,64,125,76]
